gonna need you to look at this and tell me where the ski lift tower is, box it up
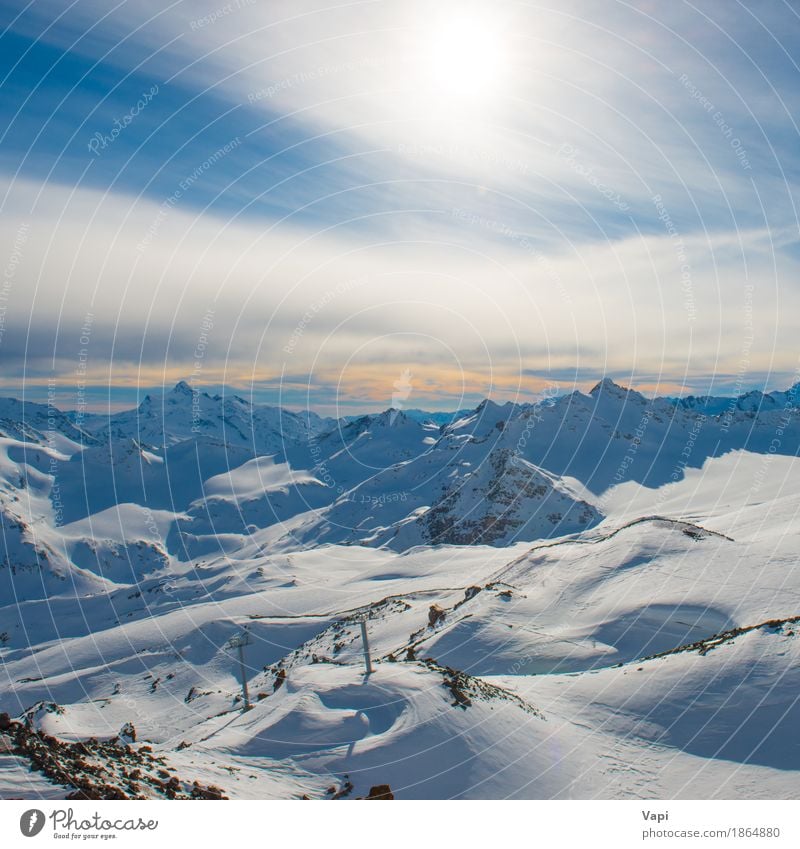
[228,629,252,711]
[360,618,374,676]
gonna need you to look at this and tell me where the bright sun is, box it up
[418,13,509,106]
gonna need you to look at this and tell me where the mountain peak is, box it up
[382,407,412,426]
[172,380,194,396]
[589,377,630,396]
[475,398,517,415]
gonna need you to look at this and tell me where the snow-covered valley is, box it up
[1,380,799,799]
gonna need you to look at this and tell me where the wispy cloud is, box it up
[1,0,799,410]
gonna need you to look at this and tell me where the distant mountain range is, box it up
[1,377,799,600]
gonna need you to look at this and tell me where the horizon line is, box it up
[4,375,799,418]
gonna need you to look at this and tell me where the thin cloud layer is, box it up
[1,0,799,410]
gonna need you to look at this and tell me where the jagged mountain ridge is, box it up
[74,381,335,453]
[1,378,799,597]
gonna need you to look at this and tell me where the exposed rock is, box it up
[0,715,227,799]
[443,675,472,709]
[116,722,136,745]
[190,781,225,800]
[332,777,354,799]
[365,784,394,800]
[428,605,446,628]
[643,614,800,660]
[458,586,482,606]
[420,659,544,717]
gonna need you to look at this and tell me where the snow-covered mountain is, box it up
[1,379,800,799]
[0,397,95,451]
[3,376,800,590]
[79,381,334,454]
[670,382,800,416]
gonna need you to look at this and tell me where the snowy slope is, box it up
[1,381,800,799]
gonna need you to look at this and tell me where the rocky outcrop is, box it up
[0,714,226,799]
[365,784,394,799]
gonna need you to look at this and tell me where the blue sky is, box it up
[1,0,799,413]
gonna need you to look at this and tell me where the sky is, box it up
[1,0,799,414]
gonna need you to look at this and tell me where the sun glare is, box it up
[419,13,509,106]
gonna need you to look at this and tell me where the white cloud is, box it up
[3,1,800,404]
[2,173,798,403]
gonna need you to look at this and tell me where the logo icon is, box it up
[389,368,413,424]
[20,810,45,837]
